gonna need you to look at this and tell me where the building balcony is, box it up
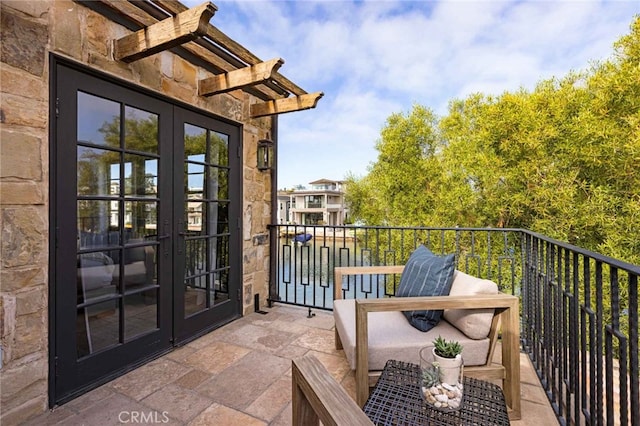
[28,225,637,425]
[26,303,557,425]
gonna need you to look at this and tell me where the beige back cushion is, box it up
[443,270,499,339]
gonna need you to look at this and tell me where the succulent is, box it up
[433,335,463,358]
[422,365,440,387]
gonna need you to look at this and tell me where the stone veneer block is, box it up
[0,66,46,99]
[13,312,46,359]
[0,266,45,293]
[0,395,48,426]
[51,0,81,59]
[0,11,47,76]
[0,182,45,205]
[0,94,47,129]
[85,12,110,56]
[0,131,42,180]
[161,78,196,104]
[173,56,196,85]
[132,56,162,91]
[1,208,46,268]
[87,52,133,79]
[0,357,47,405]
[15,286,46,316]
[1,1,50,18]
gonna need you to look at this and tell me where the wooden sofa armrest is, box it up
[353,294,521,420]
[292,355,373,426]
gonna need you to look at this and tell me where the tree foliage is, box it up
[346,16,640,265]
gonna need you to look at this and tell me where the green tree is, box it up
[348,16,640,265]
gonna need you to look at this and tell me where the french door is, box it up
[52,61,241,404]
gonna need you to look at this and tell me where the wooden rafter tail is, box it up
[199,58,285,97]
[250,92,324,118]
[114,1,217,63]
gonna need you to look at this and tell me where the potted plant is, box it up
[432,336,463,386]
[419,338,465,410]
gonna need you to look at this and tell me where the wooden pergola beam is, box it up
[93,0,281,100]
[114,2,217,63]
[199,58,284,96]
[153,0,307,96]
[250,92,324,118]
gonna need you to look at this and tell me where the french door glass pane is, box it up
[77,92,120,147]
[123,201,158,241]
[77,251,118,302]
[77,302,119,358]
[182,123,232,317]
[124,106,158,154]
[76,91,162,358]
[77,146,120,196]
[123,155,158,197]
[185,123,206,160]
[122,245,156,290]
[77,200,117,241]
[209,132,228,166]
[207,167,229,200]
[124,292,158,340]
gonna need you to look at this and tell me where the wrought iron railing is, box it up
[268,224,639,426]
[522,231,639,426]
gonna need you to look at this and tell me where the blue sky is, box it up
[184,0,639,189]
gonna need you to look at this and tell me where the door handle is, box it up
[157,234,170,240]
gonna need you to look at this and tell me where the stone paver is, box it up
[28,305,557,425]
[195,351,290,410]
[188,404,266,426]
[141,384,212,423]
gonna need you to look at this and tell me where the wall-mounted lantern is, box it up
[257,137,274,171]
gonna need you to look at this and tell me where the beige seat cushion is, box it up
[443,271,499,339]
[334,298,490,371]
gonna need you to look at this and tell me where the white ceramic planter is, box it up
[432,349,463,386]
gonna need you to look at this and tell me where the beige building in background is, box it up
[278,179,348,226]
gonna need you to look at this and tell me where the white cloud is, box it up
[184,0,639,188]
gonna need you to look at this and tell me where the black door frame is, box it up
[48,56,243,407]
[172,106,242,343]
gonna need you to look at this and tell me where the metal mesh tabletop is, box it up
[363,360,510,425]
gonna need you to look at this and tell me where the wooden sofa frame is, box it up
[334,266,521,420]
[292,355,373,425]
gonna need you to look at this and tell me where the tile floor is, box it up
[26,304,558,425]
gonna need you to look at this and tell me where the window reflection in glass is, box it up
[124,106,158,154]
[209,132,229,167]
[123,201,157,241]
[77,200,118,240]
[185,124,206,161]
[123,155,158,197]
[77,301,119,358]
[124,292,158,340]
[208,167,229,200]
[211,270,229,305]
[120,245,156,290]
[77,147,120,197]
[77,92,120,147]
[77,251,118,303]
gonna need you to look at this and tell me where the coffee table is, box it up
[363,360,510,425]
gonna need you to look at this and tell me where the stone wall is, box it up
[0,1,273,423]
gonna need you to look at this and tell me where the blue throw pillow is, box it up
[396,245,456,332]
